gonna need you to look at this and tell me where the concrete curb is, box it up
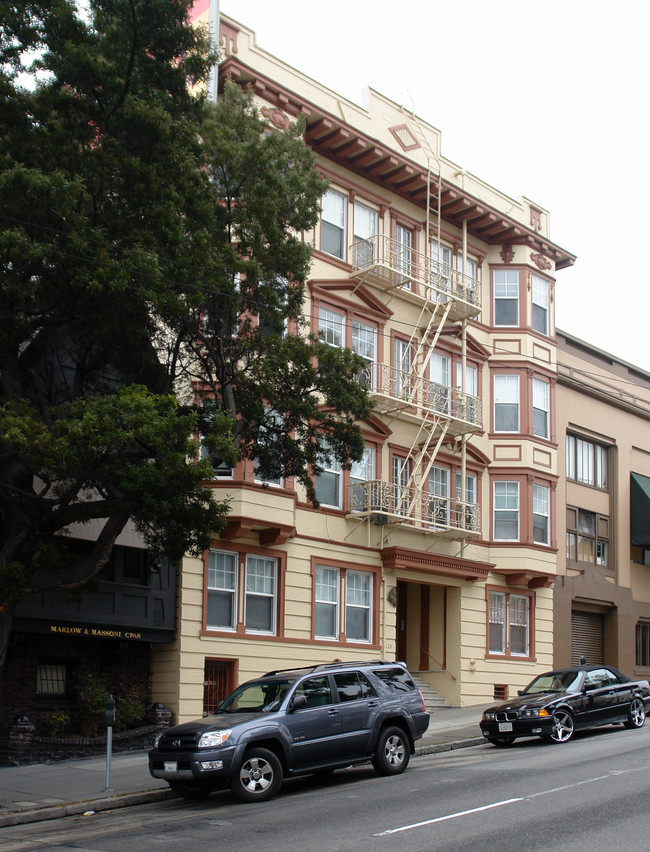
[0,788,173,828]
[414,735,486,756]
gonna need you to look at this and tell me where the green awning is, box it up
[631,472,650,546]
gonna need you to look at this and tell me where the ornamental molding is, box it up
[531,252,552,271]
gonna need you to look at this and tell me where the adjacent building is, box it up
[555,331,650,675]
[150,12,575,723]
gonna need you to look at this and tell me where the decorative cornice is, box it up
[381,546,493,582]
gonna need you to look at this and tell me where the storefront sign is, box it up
[49,623,143,640]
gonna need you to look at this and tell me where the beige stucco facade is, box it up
[152,12,575,723]
[554,332,650,678]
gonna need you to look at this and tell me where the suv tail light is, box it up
[418,689,426,712]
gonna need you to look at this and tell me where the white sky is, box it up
[221,0,650,370]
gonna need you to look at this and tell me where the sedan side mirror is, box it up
[290,694,307,712]
[517,690,523,696]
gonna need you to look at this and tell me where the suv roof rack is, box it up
[263,659,401,677]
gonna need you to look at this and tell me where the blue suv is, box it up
[149,660,430,802]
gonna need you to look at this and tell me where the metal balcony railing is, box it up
[348,480,481,538]
[350,236,481,322]
[358,364,482,434]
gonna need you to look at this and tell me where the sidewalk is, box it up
[0,704,487,828]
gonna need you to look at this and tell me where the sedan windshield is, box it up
[523,671,582,694]
[219,679,294,713]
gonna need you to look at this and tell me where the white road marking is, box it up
[375,766,649,837]
[374,798,523,835]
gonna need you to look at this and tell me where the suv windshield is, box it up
[219,679,295,713]
[523,671,581,694]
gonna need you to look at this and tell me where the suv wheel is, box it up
[168,780,212,800]
[372,726,410,776]
[230,747,283,802]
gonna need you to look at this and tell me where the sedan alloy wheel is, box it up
[624,697,646,729]
[549,709,574,743]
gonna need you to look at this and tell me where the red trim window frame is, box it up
[310,557,381,647]
[485,585,536,661]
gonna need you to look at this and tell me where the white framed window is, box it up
[509,594,530,656]
[456,252,478,281]
[346,570,372,642]
[198,435,233,478]
[455,472,477,505]
[429,465,449,527]
[395,224,412,286]
[430,240,452,297]
[392,455,409,516]
[353,201,378,267]
[488,591,506,654]
[532,275,550,335]
[431,351,451,414]
[315,565,339,639]
[315,440,342,508]
[318,306,345,348]
[207,550,238,630]
[493,269,519,326]
[494,374,520,432]
[494,481,519,540]
[455,471,478,531]
[455,362,478,398]
[532,378,549,439]
[533,484,550,545]
[488,590,530,656]
[566,434,608,488]
[352,319,376,389]
[244,555,277,634]
[393,337,411,399]
[350,446,376,512]
[321,188,347,259]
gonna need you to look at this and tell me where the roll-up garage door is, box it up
[571,610,604,665]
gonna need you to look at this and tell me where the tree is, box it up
[0,1,371,669]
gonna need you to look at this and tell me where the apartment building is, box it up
[151,11,576,722]
[555,332,650,676]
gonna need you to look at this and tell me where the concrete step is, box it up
[411,675,453,711]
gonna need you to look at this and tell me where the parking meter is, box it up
[105,695,115,728]
[105,695,115,791]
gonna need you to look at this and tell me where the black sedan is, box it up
[480,665,650,746]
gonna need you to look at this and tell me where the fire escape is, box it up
[347,107,482,540]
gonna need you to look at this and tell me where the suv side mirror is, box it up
[291,694,307,712]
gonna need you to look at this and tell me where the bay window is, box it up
[532,275,550,335]
[494,481,519,540]
[533,484,550,545]
[494,374,520,432]
[532,378,550,438]
[493,269,519,326]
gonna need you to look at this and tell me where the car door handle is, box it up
[327,709,339,716]
[367,701,379,707]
